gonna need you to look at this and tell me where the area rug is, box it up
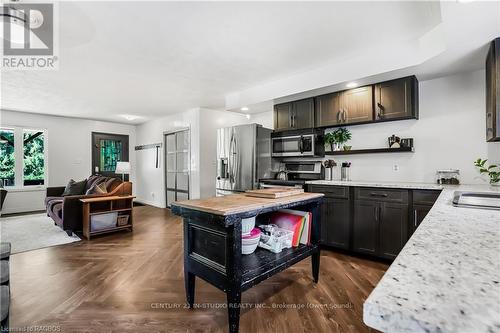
[0,213,81,254]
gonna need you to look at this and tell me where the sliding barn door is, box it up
[164,129,190,207]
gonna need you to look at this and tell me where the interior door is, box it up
[165,129,190,207]
[92,132,129,180]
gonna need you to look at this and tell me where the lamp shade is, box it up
[115,162,131,174]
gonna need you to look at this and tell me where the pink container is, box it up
[242,228,261,254]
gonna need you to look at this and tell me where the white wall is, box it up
[325,69,500,184]
[135,108,200,207]
[134,108,273,207]
[249,111,274,130]
[0,110,136,214]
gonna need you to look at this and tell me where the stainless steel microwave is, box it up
[271,134,316,157]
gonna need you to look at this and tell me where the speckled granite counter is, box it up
[362,185,499,333]
[306,180,443,190]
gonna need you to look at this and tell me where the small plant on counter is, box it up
[332,127,352,150]
[474,158,500,185]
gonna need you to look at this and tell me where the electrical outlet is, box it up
[151,192,155,198]
[393,164,399,172]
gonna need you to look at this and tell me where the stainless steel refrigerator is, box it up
[216,123,272,196]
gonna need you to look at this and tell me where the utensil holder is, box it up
[325,168,332,181]
[341,167,350,181]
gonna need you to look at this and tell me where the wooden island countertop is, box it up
[171,192,324,216]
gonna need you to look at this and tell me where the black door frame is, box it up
[91,132,129,180]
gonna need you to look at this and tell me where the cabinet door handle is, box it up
[337,110,342,123]
[370,192,388,197]
[414,210,417,227]
[374,206,378,222]
[343,109,347,123]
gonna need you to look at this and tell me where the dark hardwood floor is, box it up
[9,206,388,332]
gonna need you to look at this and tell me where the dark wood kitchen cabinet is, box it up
[353,188,409,260]
[409,190,441,237]
[486,37,500,142]
[353,200,378,255]
[274,98,314,131]
[342,86,374,124]
[375,76,418,121]
[310,185,350,249]
[315,92,343,127]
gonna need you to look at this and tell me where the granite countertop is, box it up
[306,179,443,190]
[361,184,500,333]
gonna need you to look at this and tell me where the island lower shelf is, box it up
[241,244,317,290]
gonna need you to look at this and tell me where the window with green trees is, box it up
[0,127,46,187]
[23,130,45,186]
[0,129,15,187]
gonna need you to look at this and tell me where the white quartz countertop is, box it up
[361,184,500,333]
[306,179,443,190]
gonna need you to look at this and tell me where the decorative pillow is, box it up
[85,182,108,195]
[62,179,87,196]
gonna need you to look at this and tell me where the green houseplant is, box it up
[332,127,352,151]
[324,132,336,151]
[474,158,500,186]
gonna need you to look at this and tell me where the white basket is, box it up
[258,225,293,253]
[91,212,118,231]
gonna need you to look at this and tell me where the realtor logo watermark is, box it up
[1,2,59,70]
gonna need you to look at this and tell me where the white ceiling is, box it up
[0,1,496,124]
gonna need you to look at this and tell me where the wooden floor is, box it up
[9,206,388,333]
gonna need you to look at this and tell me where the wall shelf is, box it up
[325,147,414,155]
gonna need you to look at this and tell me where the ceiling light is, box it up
[346,82,358,88]
[241,107,249,111]
[0,6,28,45]
[121,115,140,121]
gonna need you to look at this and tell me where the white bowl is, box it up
[242,241,259,255]
[241,217,256,235]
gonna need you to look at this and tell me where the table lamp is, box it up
[115,162,131,181]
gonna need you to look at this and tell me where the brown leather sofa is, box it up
[45,175,132,236]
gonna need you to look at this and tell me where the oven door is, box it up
[272,135,314,157]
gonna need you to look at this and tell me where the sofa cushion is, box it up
[85,182,108,195]
[52,202,63,219]
[62,179,87,196]
[44,196,62,207]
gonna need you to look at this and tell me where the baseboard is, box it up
[1,206,45,215]
[134,198,165,209]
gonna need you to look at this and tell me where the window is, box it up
[23,130,45,186]
[0,129,15,187]
[0,127,47,188]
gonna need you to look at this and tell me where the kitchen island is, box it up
[171,192,324,333]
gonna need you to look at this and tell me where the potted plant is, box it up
[332,127,352,151]
[324,132,337,151]
[474,158,500,186]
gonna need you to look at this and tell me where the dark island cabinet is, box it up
[274,98,314,131]
[375,76,418,121]
[486,37,500,142]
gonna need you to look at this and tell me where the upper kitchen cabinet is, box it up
[486,37,500,142]
[374,76,419,121]
[342,86,374,124]
[315,92,343,127]
[274,98,314,131]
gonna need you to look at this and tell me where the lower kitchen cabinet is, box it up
[410,204,431,236]
[321,197,350,249]
[379,202,408,260]
[353,200,378,255]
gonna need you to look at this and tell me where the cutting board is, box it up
[245,187,304,199]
